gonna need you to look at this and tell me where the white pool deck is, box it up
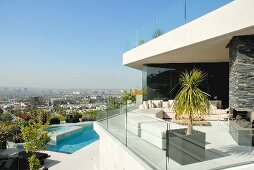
[44,141,100,170]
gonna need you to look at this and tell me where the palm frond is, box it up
[173,69,210,118]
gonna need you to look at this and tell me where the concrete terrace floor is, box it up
[44,141,100,170]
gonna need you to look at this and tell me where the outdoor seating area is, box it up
[100,106,253,169]
[138,99,229,121]
[98,105,253,169]
[96,86,253,169]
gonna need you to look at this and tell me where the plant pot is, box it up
[167,128,206,165]
[0,140,7,149]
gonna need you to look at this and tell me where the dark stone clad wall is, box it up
[227,35,254,111]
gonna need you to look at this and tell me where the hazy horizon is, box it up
[0,67,142,89]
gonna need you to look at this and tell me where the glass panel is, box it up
[125,0,234,52]
[96,109,108,129]
[136,0,185,49]
[107,100,127,145]
[126,108,169,170]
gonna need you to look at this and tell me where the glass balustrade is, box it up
[124,0,234,52]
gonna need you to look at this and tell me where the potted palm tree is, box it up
[152,28,163,39]
[168,69,210,165]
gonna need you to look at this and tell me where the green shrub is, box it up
[0,122,14,149]
[28,154,40,170]
[50,117,60,125]
[59,116,65,122]
[0,113,13,122]
[81,110,96,122]
[69,112,82,119]
[12,133,24,143]
[37,111,49,124]
[21,121,49,170]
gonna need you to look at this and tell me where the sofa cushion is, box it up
[143,101,149,109]
[162,101,169,109]
[210,100,222,109]
[168,100,174,108]
[148,100,154,109]
[152,100,163,108]
[210,103,217,110]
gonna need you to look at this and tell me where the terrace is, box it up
[96,100,254,170]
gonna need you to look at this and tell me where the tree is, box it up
[122,89,136,102]
[0,112,13,122]
[20,121,50,170]
[173,69,210,135]
[37,110,49,124]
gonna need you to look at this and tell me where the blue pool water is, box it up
[47,124,99,154]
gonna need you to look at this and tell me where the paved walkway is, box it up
[44,141,100,170]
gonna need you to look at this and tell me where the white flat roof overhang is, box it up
[123,0,254,70]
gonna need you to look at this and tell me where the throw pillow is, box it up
[148,100,154,109]
[143,101,149,109]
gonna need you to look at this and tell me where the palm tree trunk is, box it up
[186,113,193,135]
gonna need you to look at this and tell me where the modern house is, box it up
[95,0,254,169]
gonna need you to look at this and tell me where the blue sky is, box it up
[0,0,231,89]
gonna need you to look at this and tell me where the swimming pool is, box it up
[47,123,99,154]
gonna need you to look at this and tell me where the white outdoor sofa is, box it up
[127,112,168,149]
[125,99,228,150]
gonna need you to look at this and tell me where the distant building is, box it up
[73,91,81,95]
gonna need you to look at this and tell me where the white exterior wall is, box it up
[94,122,153,170]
